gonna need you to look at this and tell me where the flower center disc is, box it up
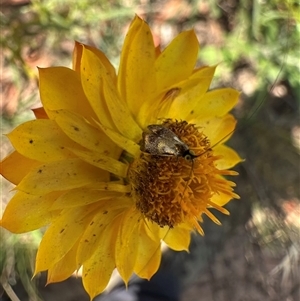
[129,120,221,228]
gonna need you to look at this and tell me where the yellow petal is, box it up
[35,205,97,273]
[136,87,180,128]
[143,219,162,242]
[214,144,243,170]
[197,114,237,146]
[81,46,142,141]
[7,119,77,162]
[73,182,131,192]
[73,41,116,83]
[137,47,207,128]
[115,207,140,284]
[118,15,156,117]
[155,225,190,248]
[187,88,240,121]
[134,222,162,280]
[16,158,109,195]
[95,120,141,158]
[211,191,234,206]
[82,220,117,300]
[212,175,239,202]
[0,191,60,233]
[102,76,142,141]
[47,240,80,283]
[163,226,191,251]
[77,198,130,265]
[70,148,128,178]
[51,109,120,158]
[0,151,41,185]
[80,46,116,129]
[158,66,216,120]
[84,182,131,192]
[39,67,97,122]
[51,187,128,209]
[81,43,116,83]
[155,30,199,92]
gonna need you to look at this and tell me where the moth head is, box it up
[182,149,198,161]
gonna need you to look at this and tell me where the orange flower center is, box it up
[129,120,231,233]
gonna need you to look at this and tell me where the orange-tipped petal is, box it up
[1,151,41,185]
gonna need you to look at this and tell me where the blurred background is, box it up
[1,0,299,300]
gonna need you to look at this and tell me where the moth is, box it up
[140,124,198,161]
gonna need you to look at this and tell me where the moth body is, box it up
[140,124,197,161]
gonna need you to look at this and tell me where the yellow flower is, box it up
[0,16,241,299]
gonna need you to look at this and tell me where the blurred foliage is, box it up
[1,0,137,76]
[1,0,299,125]
[198,0,299,102]
[1,2,299,93]
[0,229,42,300]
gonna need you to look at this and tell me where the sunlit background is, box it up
[1,0,299,300]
